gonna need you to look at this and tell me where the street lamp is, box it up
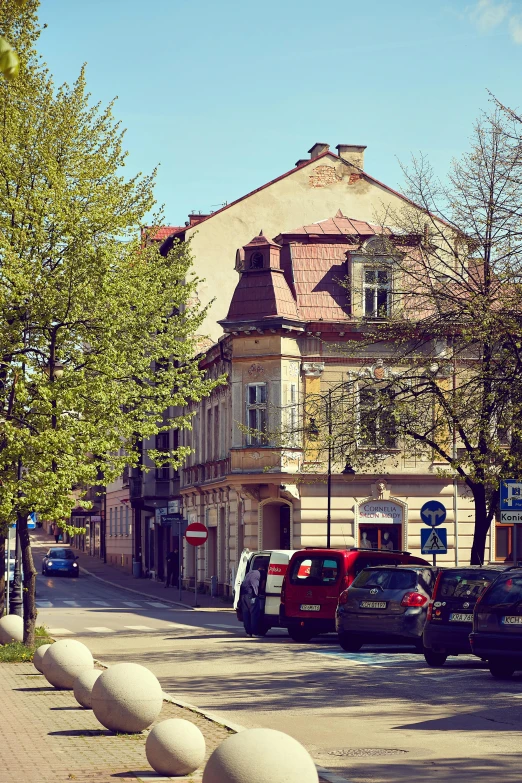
[10,459,23,617]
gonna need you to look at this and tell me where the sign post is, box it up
[184,522,209,608]
[499,481,522,566]
[420,500,447,566]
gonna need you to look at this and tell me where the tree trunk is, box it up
[470,484,490,565]
[0,534,5,617]
[18,513,37,646]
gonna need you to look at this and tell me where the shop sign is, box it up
[359,501,403,524]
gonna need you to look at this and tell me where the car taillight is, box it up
[426,571,443,621]
[281,579,286,605]
[401,592,428,607]
[338,590,349,606]
[426,601,434,621]
[339,575,351,593]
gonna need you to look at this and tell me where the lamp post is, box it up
[308,389,355,549]
[10,459,23,617]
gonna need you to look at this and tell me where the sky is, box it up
[35,0,522,226]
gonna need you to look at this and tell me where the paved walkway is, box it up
[35,529,233,613]
[0,662,231,783]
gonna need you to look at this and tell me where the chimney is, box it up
[308,142,330,159]
[336,144,366,170]
[188,212,210,227]
[295,158,309,167]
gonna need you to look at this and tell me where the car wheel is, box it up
[424,648,447,667]
[489,659,516,680]
[338,633,363,652]
[42,567,47,576]
[288,628,314,643]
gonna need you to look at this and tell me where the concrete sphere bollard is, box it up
[146,719,206,776]
[73,668,103,709]
[91,662,163,733]
[42,639,94,689]
[33,644,51,673]
[202,728,319,783]
[0,614,24,644]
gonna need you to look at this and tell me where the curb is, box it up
[94,658,354,783]
[79,565,234,614]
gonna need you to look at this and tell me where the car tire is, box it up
[288,628,314,643]
[42,567,47,576]
[424,648,447,667]
[338,633,363,652]
[489,659,516,680]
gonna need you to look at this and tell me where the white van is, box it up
[233,549,297,635]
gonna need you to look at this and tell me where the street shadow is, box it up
[48,729,113,737]
[49,706,84,711]
[14,686,55,692]
[332,755,522,782]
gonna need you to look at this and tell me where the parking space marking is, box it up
[311,650,420,667]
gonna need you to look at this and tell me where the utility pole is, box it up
[326,389,332,549]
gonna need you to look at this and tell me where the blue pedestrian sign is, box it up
[420,500,447,527]
[421,527,448,554]
[500,481,522,511]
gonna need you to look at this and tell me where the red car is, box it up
[280,547,429,642]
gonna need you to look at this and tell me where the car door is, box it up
[475,573,522,649]
[265,551,294,620]
[233,549,252,609]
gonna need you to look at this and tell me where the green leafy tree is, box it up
[0,0,218,644]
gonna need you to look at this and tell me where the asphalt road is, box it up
[31,541,522,783]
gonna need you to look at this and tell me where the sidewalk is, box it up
[36,529,233,612]
[0,662,231,783]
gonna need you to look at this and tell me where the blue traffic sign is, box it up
[420,500,447,527]
[421,527,448,554]
[500,481,522,511]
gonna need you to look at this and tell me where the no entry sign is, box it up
[185,522,208,547]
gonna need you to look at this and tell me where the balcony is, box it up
[182,458,230,487]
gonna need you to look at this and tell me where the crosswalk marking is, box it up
[36,601,52,608]
[84,627,113,633]
[147,602,170,608]
[63,601,81,607]
[48,628,74,635]
[122,602,141,608]
[124,625,155,631]
[91,600,110,606]
[208,623,241,630]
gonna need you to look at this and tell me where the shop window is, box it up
[494,522,522,562]
[359,524,402,552]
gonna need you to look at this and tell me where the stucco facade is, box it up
[179,217,504,596]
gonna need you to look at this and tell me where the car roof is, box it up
[361,564,436,571]
[438,565,508,572]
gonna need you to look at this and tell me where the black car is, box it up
[336,565,438,652]
[423,565,507,666]
[470,567,522,679]
[42,548,80,577]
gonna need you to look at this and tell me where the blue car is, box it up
[42,548,80,578]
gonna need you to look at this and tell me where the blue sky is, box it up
[36,0,522,225]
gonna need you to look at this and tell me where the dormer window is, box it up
[364,268,391,317]
[249,252,264,269]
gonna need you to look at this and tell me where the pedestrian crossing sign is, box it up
[421,527,447,554]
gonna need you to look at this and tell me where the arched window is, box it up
[249,252,264,269]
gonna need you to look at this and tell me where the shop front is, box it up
[355,499,406,552]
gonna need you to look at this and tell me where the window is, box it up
[156,431,169,451]
[480,573,522,605]
[289,555,340,585]
[156,466,170,480]
[352,568,416,590]
[437,570,498,599]
[246,384,267,445]
[359,524,401,551]
[125,505,130,535]
[249,251,263,269]
[109,507,113,536]
[359,387,397,448]
[364,268,391,317]
[286,383,298,446]
[495,522,522,562]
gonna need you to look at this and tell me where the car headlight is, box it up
[72,562,78,567]
[47,561,53,566]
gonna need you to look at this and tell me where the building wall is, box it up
[106,480,133,571]
[182,155,410,341]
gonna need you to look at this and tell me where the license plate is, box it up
[502,616,522,625]
[300,604,320,611]
[360,601,387,609]
[449,613,473,622]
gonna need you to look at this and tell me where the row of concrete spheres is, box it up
[0,614,318,782]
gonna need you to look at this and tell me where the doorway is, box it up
[261,502,292,549]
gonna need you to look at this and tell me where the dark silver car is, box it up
[335,565,437,652]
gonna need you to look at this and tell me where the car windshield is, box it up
[352,568,417,591]
[289,556,340,586]
[438,570,499,599]
[480,574,522,606]
[48,549,74,560]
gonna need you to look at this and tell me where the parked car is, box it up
[280,548,430,643]
[42,547,79,578]
[234,549,297,635]
[423,565,508,666]
[470,567,522,679]
[335,564,438,651]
